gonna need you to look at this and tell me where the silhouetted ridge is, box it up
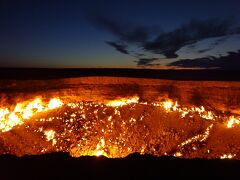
[0,68,240,81]
[1,152,240,178]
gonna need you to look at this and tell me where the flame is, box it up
[220,153,236,159]
[163,100,173,111]
[106,96,139,107]
[44,129,57,146]
[174,152,183,157]
[95,150,106,157]
[22,98,44,119]
[226,116,240,128]
[47,98,63,109]
[160,100,215,121]
[0,97,63,132]
[94,138,108,157]
[179,124,213,147]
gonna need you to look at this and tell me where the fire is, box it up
[95,138,108,157]
[179,124,213,147]
[70,138,109,157]
[106,96,139,107]
[1,95,240,159]
[227,116,240,128]
[5,112,23,131]
[47,98,63,109]
[220,153,236,159]
[44,129,57,146]
[22,98,44,119]
[95,150,106,157]
[174,152,182,157]
[163,100,173,111]
[0,97,63,132]
[160,100,215,121]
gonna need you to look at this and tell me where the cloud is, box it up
[204,37,228,53]
[195,37,227,53]
[210,36,227,46]
[144,18,235,58]
[89,15,237,67]
[90,16,150,43]
[135,53,145,57]
[135,58,158,66]
[106,41,129,54]
[198,48,212,53]
[168,50,240,69]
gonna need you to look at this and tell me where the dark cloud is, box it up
[210,37,227,46]
[144,18,235,58]
[106,41,129,54]
[135,58,158,66]
[198,48,212,53]
[90,15,237,67]
[168,50,240,69]
[135,53,145,57]
[90,16,150,43]
[187,36,228,53]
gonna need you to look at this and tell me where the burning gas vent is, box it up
[0,95,239,159]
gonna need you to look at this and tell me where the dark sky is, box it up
[0,0,240,69]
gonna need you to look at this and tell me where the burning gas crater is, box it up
[0,95,239,159]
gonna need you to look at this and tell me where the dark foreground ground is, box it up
[1,68,240,81]
[0,153,240,179]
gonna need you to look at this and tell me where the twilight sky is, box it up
[0,0,240,69]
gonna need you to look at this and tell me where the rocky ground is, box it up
[0,77,240,159]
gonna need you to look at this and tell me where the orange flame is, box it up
[226,116,240,128]
[106,96,139,107]
[0,97,63,132]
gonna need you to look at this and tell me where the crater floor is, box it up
[0,77,240,159]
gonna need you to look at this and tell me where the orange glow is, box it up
[47,98,63,109]
[1,95,240,159]
[106,96,139,107]
[95,150,105,156]
[227,116,240,128]
[163,100,173,111]
[22,98,44,119]
[220,153,236,159]
[0,97,63,132]
[44,129,57,146]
